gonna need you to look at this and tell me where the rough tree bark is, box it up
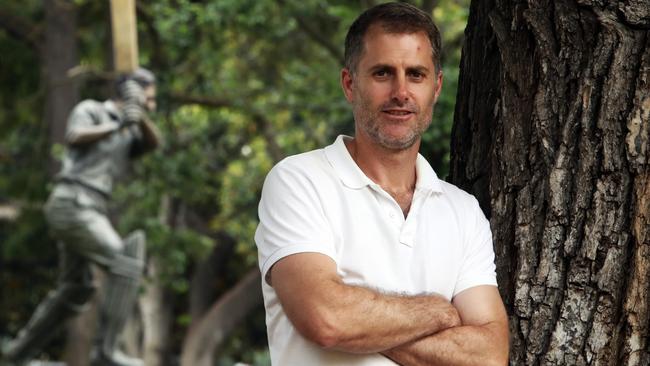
[450,1,649,365]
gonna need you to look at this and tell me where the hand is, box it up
[119,80,146,106]
[122,102,145,125]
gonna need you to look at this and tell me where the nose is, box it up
[391,74,409,105]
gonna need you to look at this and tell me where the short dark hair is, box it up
[116,67,156,98]
[113,67,156,100]
[344,2,442,73]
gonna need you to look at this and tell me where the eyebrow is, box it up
[407,65,430,74]
[368,64,431,74]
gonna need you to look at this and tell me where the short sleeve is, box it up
[255,159,337,285]
[65,100,102,146]
[453,196,497,296]
[67,101,98,129]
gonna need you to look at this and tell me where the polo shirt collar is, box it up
[324,135,444,194]
[415,153,443,194]
[324,135,374,189]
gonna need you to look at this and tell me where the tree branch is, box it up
[0,203,20,222]
[180,268,263,366]
[275,0,344,66]
[168,93,235,109]
[252,113,285,163]
[168,90,267,109]
[168,92,286,162]
[292,15,345,66]
[136,2,167,69]
[0,7,41,52]
[64,64,115,86]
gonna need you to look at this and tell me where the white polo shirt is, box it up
[255,135,497,365]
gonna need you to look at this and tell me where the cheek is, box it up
[415,87,437,106]
[360,84,391,105]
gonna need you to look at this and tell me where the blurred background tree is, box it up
[0,1,470,365]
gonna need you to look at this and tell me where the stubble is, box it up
[353,93,433,151]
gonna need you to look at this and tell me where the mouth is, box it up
[382,109,415,118]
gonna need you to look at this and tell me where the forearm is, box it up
[289,280,460,354]
[382,321,509,366]
[66,123,120,145]
[137,116,161,151]
[273,254,460,354]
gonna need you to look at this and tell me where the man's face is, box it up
[143,85,157,113]
[341,25,443,151]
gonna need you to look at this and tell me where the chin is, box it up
[377,136,418,151]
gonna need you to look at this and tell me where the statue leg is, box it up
[2,247,96,363]
[91,230,146,366]
[52,204,145,366]
[3,192,146,366]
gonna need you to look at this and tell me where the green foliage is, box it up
[420,0,471,179]
[0,0,469,361]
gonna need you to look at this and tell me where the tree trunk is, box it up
[140,194,176,366]
[43,0,79,174]
[450,1,650,365]
[188,233,235,322]
[140,256,173,366]
[43,1,87,363]
[179,208,260,365]
[180,268,263,366]
[62,267,102,366]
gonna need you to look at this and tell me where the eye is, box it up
[373,68,392,79]
[408,70,426,81]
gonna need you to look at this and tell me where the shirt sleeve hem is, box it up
[453,275,498,297]
[261,244,338,284]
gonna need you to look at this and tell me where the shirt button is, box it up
[389,212,395,218]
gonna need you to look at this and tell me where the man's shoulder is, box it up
[70,99,107,118]
[262,147,338,193]
[74,99,104,111]
[435,179,484,213]
[272,147,329,176]
[437,179,474,199]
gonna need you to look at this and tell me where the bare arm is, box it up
[382,285,509,366]
[135,115,161,152]
[270,252,461,354]
[65,122,121,145]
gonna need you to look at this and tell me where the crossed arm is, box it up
[271,252,509,365]
[382,286,509,366]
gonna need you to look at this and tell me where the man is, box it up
[2,68,160,366]
[255,3,509,365]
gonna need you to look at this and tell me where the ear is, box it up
[341,68,355,103]
[432,70,444,105]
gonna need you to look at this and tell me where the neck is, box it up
[344,134,419,194]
